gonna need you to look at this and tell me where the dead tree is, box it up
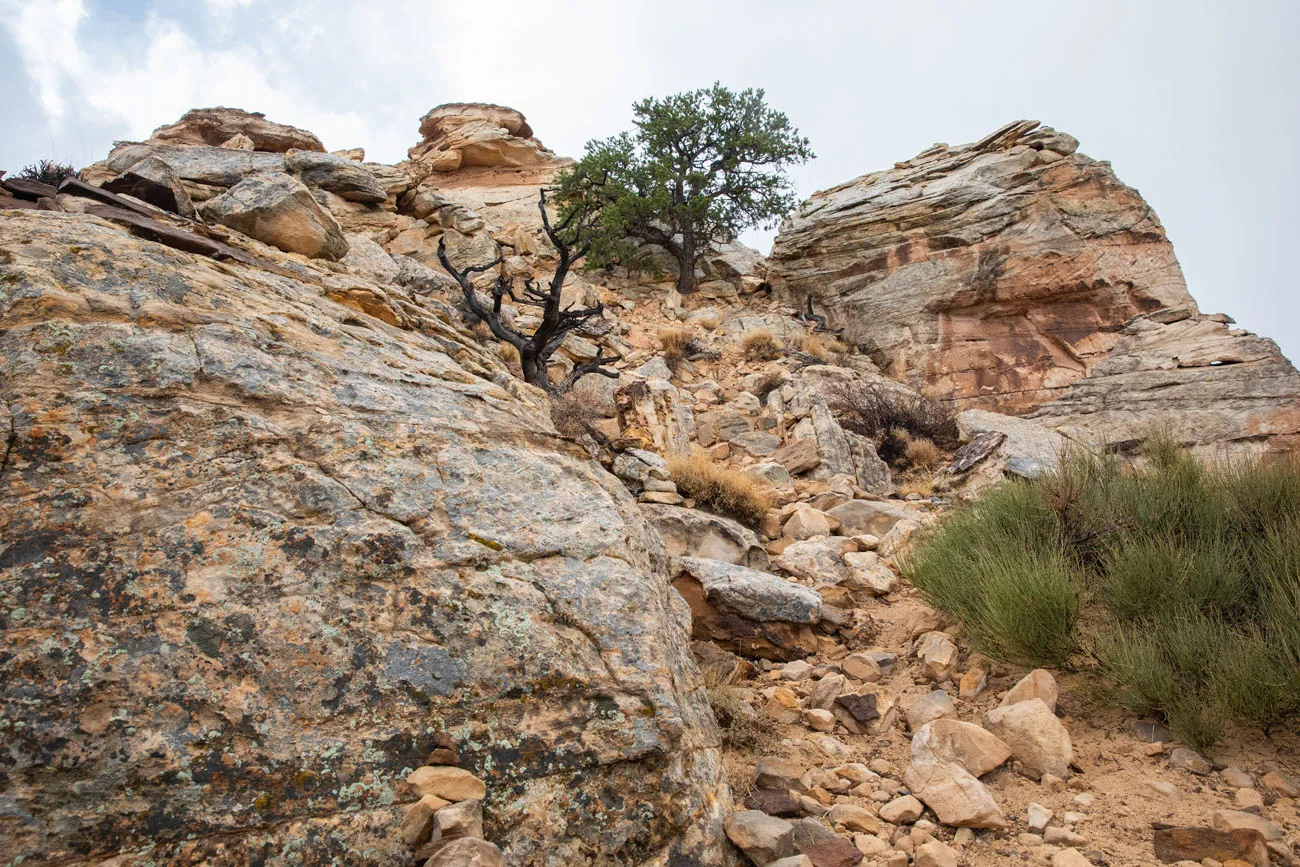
[797,295,844,335]
[437,188,619,394]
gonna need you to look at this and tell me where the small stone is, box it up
[426,747,460,766]
[1153,826,1270,867]
[841,653,882,682]
[432,798,483,841]
[914,632,959,682]
[958,667,987,700]
[1261,771,1298,797]
[1027,803,1052,832]
[747,788,803,817]
[400,794,451,846]
[768,857,815,867]
[801,836,864,867]
[784,508,833,540]
[1142,741,1167,757]
[1051,849,1092,867]
[1018,833,1044,846]
[1170,747,1212,775]
[827,803,879,834]
[915,840,958,867]
[1221,768,1254,789]
[953,828,975,845]
[1072,793,1095,808]
[806,708,838,732]
[724,810,796,865]
[868,759,894,776]
[641,490,685,505]
[906,690,958,731]
[1235,788,1264,810]
[406,766,487,802]
[1041,773,1067,792]
[1145,779,1179,797]
[1000,669,1059,712]
[782,660,816,680]
[879,795,924,825]
[1044,826,1087,846]
[854,833,890,856]
[756,758,809,792]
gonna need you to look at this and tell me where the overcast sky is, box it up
[4,0,1297,360]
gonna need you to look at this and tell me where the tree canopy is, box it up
[554,83,813,294]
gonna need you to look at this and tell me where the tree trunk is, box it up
[520,348,553,393]
[674,231,697,295]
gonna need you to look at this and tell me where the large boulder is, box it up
[0,210,729,865]
[903,760,1007,829]
[982,698,1073,780]
[200,174,350,260]
[285,148,388,203]
[148,106,326,152]
[911,719,1012,777]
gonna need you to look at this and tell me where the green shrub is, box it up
[903,439,1300,749]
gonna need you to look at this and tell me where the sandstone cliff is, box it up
[769,120,1300,454]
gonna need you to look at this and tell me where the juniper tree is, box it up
[554,83,813,294]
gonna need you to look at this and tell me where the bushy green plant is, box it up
[903,439,1300,749]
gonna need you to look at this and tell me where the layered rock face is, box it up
[769,120,1300,453]
[148,106,326,152]
[0,210,728,864]
[408,103,560,174]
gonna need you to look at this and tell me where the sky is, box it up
[3,0,1297,360]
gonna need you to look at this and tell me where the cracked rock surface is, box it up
[0,210,728,866]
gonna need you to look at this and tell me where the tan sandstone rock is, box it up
[982,698,1073,780]
[148,106,326,152]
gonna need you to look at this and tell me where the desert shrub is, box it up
[669,450,773,527]
[549,391,598,438]
[659,326,702,371]
[692,310,722,331]
[797,332,847,362]
[708,684,777,754]
[903,439,1300,749]
[17,159,77,187]
[904,436,941,471]
[829,381,958,452]
[741,328,781,361]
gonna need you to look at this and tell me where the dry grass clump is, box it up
[904,436,942,471]
[497,341,521,367]
[798,332,848,362]
[741,328,781,361]
[905,438,1300,750]
[669,449,773,527]
[549,391,598,438]
[830,381,958,468]
[659,326,703,371]
[692,310,722,331]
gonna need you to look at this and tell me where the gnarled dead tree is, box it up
[437,188,619,394]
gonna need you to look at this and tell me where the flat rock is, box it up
[102,155,198,218]
[878,795,924,824]
[107,140,286,186]
[1153,826,1269,867]
[643,503,768,568]
[675,557,821,624]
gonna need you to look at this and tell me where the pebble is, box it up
[1144,779,1179,797]
[1044,826,1087,846]
[1169,747,1212,775]
[1221,767,1254,788]
[1028,802,1052,831]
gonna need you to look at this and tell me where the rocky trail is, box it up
[1,105,1297,866]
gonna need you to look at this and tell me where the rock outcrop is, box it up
[408,103,560,173]
[769,120,1300,455]
[0,210,728,865]
[148,106,326,152]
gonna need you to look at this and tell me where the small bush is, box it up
[829,381,958,450]
[692,310,722,331]
[797,332,847,362]
[741,328,781,361]
[903,440,1300,749]
[708,684,777,754]
[549,391,598,438]
[669,449,773,527]
[659,326,703,371]
[17,160,77,187]
[904,436,942,471]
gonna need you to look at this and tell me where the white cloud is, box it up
[2,0,88,118]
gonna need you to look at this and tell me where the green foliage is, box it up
[903,440,1300,749]
[17,159,77,186]
[553,83,813,293]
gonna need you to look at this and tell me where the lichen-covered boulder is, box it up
[0,210,729,865]
[285,148,388,203]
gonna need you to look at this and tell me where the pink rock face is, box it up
[770,121,1193,414]
[770,120,1300,455]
